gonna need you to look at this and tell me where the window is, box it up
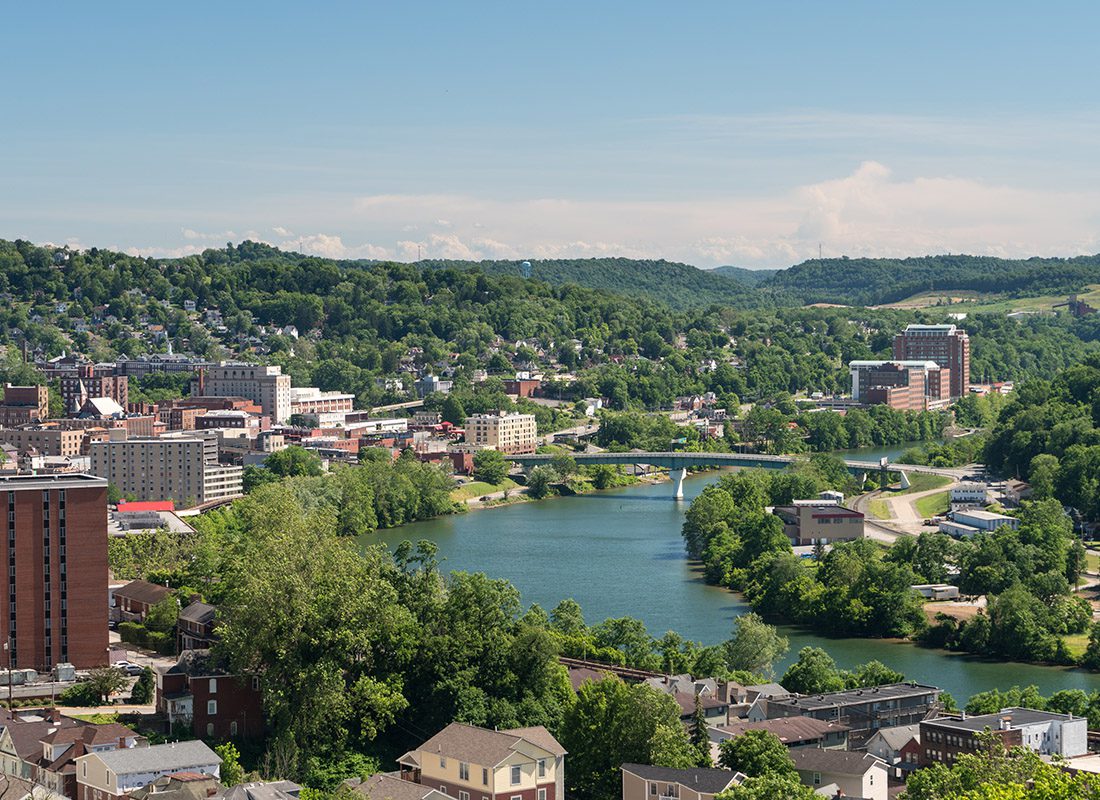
[813,772,821,786]
[230,721,238,736]
[511,766,521,785]
[459,763,469,781]
[209,678,217,693]
[440,787,447,795]
[207,723,214,737]
[538,759,546,778]
[538,790,546,800]
[650,784,656,796]
[440,757,447,768]
[252,676,260,691]
[207,700,217,715]
[459,793,469,800]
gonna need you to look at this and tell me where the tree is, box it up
[550,599,586,637]
[106,483,123,504]
[129,666,155,704]
[550,453,578,481]
[1028,454,1059,500]
[560,678,696,800]
[717,774,816,800]
[473,450,507,485]
[440,394,467,426]
[526,466,555,499]
[717,730,795,778]
[144,595,179,634]
[216,488,412,775]
[215,743,245,786]
[265,446,323,478]
[86,666,128,704]
[724,613,788,676]
[690,695,712,767]
[591,464,617,490]
[780,647,845,695]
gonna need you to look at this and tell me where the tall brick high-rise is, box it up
[0,474,108,670]
[892,323,970,399]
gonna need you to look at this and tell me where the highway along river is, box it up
[367,458,1095,700]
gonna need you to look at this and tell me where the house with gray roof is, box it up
[75,740,220,800]
[620,764,744,800]
[789,749,888,800]
[347,773,447,800]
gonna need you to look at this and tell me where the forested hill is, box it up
[765,254,1100,306]
[417,257,786,309]
[711,265,778,284]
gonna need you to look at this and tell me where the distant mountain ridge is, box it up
[416,257,784,309]
[764,254,1100,306]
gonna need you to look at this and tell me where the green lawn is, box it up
[891,474,952,496]
[914,490,950,518]
[1064,633,1090,659]
[867,498,892,520]
[71,712,121,723]
[450,478,519,501]
[882,284,1100,316]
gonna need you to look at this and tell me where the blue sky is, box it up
[4,1,1100,267]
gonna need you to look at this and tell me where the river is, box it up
[366,447,1095,700]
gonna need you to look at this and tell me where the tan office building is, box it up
[0,426,87,457]
[465,412,538,454]
[202,363,292,423]
[89,434,242,506]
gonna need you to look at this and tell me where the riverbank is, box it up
[367,469,1098,699]
[455,468,676,512]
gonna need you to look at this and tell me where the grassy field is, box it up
[892,473,952,496]
[914,490,950,518]
[1087,551,1100,574]
[867,498,892,519]
[879,284,1100,316]
[450,478,519,501]
[1064,633,1090,660]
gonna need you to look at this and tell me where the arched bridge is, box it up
[508,451,954,499]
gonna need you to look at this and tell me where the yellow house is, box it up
[397,723,565,800]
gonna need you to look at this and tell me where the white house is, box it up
[76,741,220,800]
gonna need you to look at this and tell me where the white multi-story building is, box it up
[465,412,538,454]
[89,433,243,506]
[289,387,355,416]
[202,363,292,423]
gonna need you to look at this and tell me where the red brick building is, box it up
[60,366,128,415]
[0,385,49,427]
[156,650,264,740]
[0,474,109,670]
[893,323,970,399]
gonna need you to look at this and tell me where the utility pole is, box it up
[4,638,11,711]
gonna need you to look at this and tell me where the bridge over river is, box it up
[509,451,959,498]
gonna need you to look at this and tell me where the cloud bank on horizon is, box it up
[101,160,1100,269]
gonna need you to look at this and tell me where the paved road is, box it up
[543,421,599,444]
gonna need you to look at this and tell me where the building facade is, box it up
[771,503,864,546]
[89,435,242,505]
[892,324,970,399]
[201,364,292,423]
[465,413,538,455]
[0,474,109,670]
[60,366,129,415]
[849,360,949,411]
[920,708,1087,766]
[0,427,87,458]
[156,650,264,740]
[75,740,221,800]
[621,764,742,800]
[0,385,49,427]
[398,722,565,800]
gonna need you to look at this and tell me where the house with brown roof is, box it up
[176,603,218,652]
[711,717,849,752]
[620,764,743,800]
[0,707,142,799]
[113,581,173,622]
[397,723,565,800]
[347,773,447,800]
[130,772,222,800]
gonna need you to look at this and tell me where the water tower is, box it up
[520,260,532,279]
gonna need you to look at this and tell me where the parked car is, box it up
[113,661,144,676]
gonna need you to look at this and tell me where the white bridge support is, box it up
[671,468,687,500]
[899,471,911,490]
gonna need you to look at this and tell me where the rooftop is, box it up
[81,740,220,776]
[955,509,1016,522]
[114,579,173,606]
[716,716,849,743]
[401,723,565,770]
[117,500,176,513]
[775,682,940,711]
[789,749,885,775]
[620,764,742,794]
[926,707,1079,732]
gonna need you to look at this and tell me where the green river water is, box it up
[366,443,1097,700]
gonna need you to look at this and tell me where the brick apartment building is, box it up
[0,385,49,428]
[156,650,264,740]
[892,324,970,399]
[849,360,950,411]
[60,365,128,415]
[920,708,1087,766]
[0,474,109,670]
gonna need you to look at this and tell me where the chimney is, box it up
[118,737,127,749]
[49,708,60,723]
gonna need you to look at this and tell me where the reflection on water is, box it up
[367,460,1093,699]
